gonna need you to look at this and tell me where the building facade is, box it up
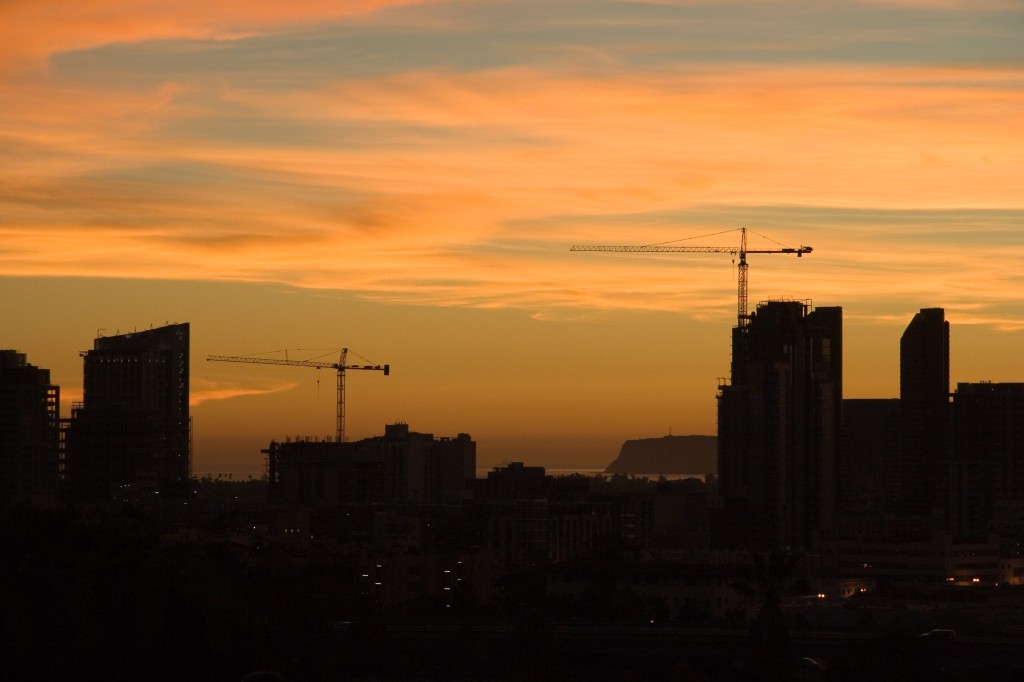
[839,398,901,525]
[0,350,60,504]
[65,323,190,501]
[950,382,1024,540]
[838,535,1002,589]
[898,308,950,524]
[266,423,476,506]
[717,301,842,551]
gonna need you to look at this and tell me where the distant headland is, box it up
[604,435,717,475]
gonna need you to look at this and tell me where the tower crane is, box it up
[570,227,812,328]
[206,348,389,443]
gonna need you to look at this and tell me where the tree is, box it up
[733,549,802,682]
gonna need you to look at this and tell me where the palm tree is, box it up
[733,549,802,682]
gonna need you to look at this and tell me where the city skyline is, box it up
[3,1,1023,474]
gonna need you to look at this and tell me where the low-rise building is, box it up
[547,549,752,621]
[265,423,476,506]
[838,535,1003,590]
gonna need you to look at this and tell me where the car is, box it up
[241,672,284,682]
[795,657,826,680]
[917,628,956,641]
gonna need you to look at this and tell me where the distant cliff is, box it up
[604,435,717,474]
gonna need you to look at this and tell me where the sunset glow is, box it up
[3,0,1022,473]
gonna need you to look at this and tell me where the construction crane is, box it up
[207,348,389,443]
[570,227,812,328]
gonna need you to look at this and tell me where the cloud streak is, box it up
[189,378,299,407]
[0,0,429,72]
[2,0,1022,328]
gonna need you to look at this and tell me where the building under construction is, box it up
[717,300,842,552]
[264,423,476,506]
[64,323,191,502]
[0,350,60,504]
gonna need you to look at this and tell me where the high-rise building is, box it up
[717,301,842,551]
[898,308,949,523]
[839,398,901,521]
[0,351,60,504]
[950,382,1024,540]
[65,323,190,501]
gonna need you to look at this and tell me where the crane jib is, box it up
[570,231,812,328]
[206,351,390,442]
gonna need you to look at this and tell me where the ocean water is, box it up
[199,469,709,482]
[477,467,707,481]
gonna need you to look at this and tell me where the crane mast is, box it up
[571,227,811,327]
[207,348,389,443]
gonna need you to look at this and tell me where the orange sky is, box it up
[3,0,1023,472]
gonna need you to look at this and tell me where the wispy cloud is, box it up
[189,378,299,407]
[2,1,1022,327]
[0,0,429,72]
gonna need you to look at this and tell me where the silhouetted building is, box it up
[898,308,950,525]
[478,461,548,498]
[0,350,60,504]
[717,301,842,551]
[463,463,616,566]
[265,423,476,506]
[65,323,190,501]
[547,549,752,621]
[838,534,1002,589]
[839,398,901,522]
[992,500,1024,558]
[950,382,1024,540]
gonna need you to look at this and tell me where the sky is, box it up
[2,0,1023,475]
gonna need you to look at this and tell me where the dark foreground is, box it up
[4,505,1024,681]
[316,622,1023,682]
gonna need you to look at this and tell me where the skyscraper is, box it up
[950,382,1024,539]
[898,308,949,523]
[65,323,190,501]
[717,301,842,551]
[0,350,60,504]
[839,398,901,521]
